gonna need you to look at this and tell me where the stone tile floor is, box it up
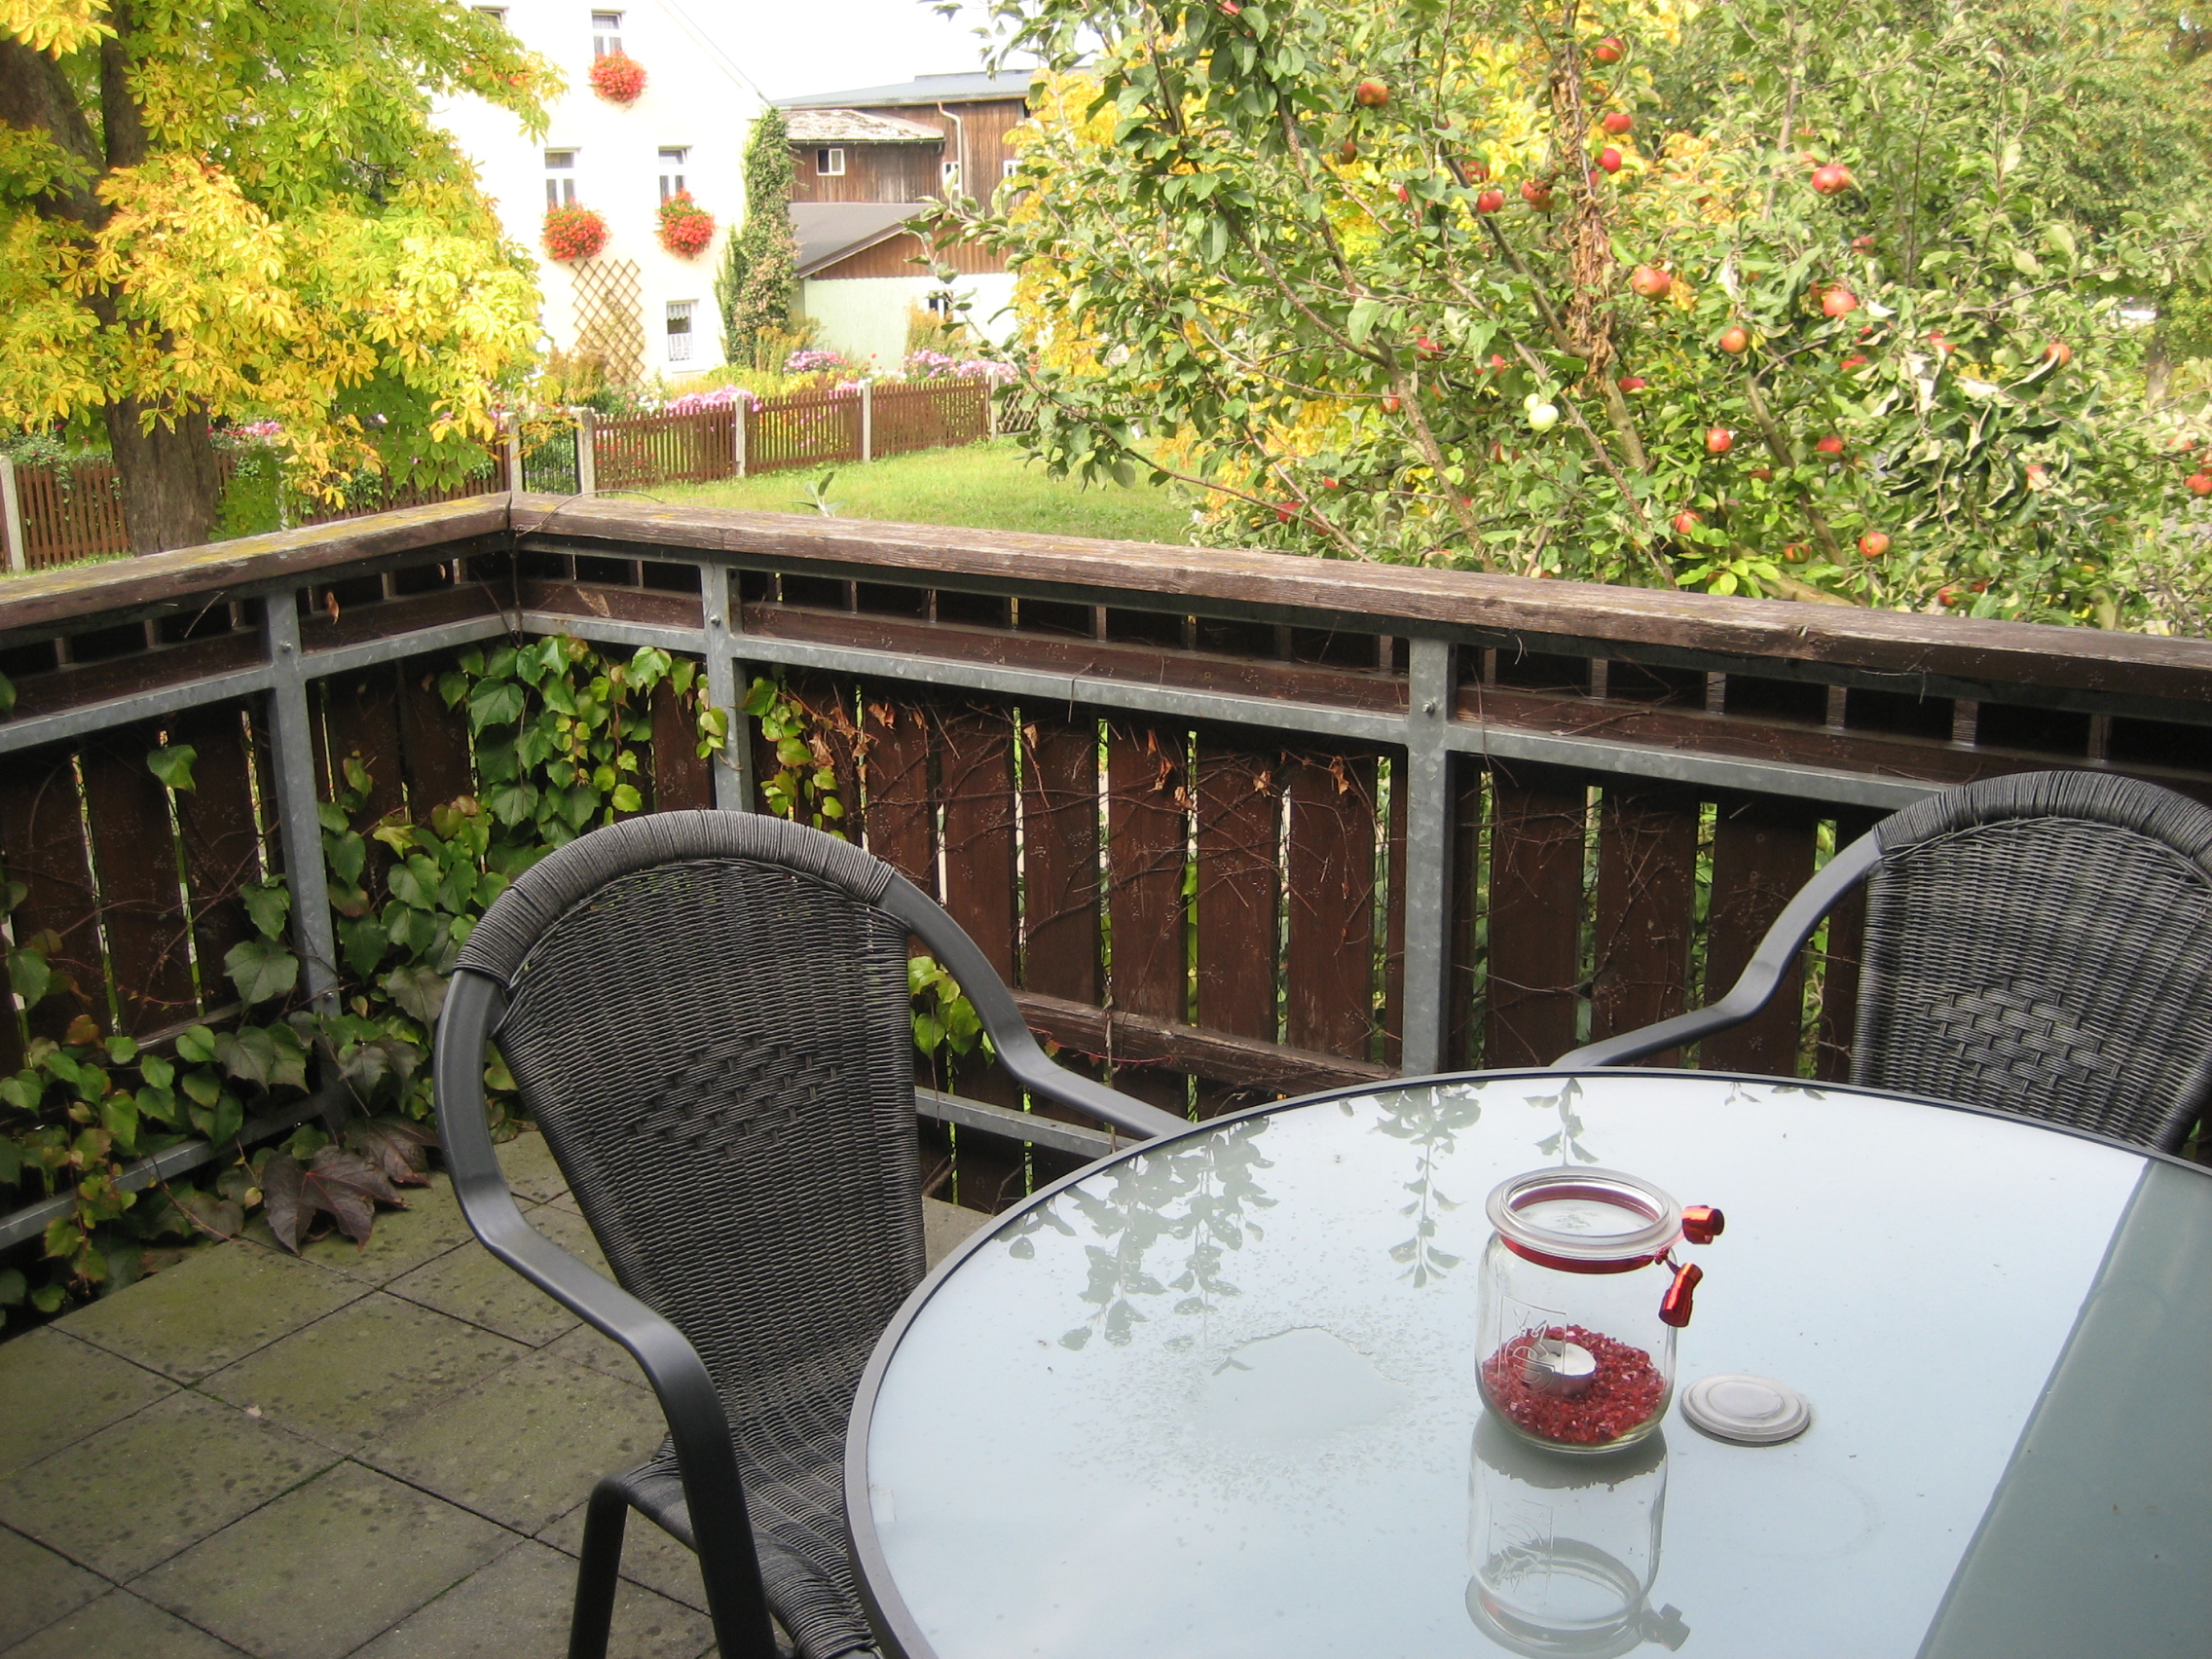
[0,1131,990,1659]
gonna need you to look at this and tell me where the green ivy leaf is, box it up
[175,1024,217,1064]
[0,669,15,717]
[138,1053,174,1090]
[467,679,526,733]
[7,946,51,1008]
[609,783,642,813]
[146,744,198,792]
[324,831,367,886]
[180,1067,222,1108]
[225,938,301,1007]
[380,965,449,1026]
[214,1027,277,1088]
[339,916,389,978]
[240,880,291,941]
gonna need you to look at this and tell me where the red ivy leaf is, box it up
[345,1116,438,1187]
[260,1148,406,1252]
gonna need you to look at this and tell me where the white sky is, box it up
[667,0,1012,101]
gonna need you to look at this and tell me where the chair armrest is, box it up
[1557,829,1882,1069]
[879,873,1192,1142]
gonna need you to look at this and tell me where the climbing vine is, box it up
[0,636,727,1325]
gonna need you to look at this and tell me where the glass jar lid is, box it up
[1487,1167,1683,1273]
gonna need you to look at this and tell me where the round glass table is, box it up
[844,1069,2212,1659]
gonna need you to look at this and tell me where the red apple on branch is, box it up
[1597,146,1624,173]
[1705,426,1734,455]
[1815,434,1846,456]
[1822,285,1859,317]
[1859,531,1891,557]
[1354,78,1390,107]
[1522,178,1554,209]
[1810,163,1854,196]
[2187,472,2212,497]
[1602,111,1634,135]
[1671,509,1702,535]
[1718,325,1751,354]
[1593,35,1625,62]
[1475,188,1505,213]
[2044,340,2073,367]
[1617,374,1647,392]
[1629,264,1671,299]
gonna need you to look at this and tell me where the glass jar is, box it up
[1466,1416,1689,1657]
[1476,1167,1721,1456]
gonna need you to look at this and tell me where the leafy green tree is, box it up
[0,0,552,552]
[949,0,2212,624]
[718,104,797,368]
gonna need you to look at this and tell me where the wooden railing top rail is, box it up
[4,493,2210,717]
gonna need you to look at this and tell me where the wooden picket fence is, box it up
[2,380,1000,569]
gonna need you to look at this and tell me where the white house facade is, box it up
[436,2,760,380]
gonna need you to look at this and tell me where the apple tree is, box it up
[942,0,2212,623]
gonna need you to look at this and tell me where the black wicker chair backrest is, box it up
[454,811,925,1485]
[1854,770,2212,1149]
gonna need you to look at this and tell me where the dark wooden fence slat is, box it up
[647,676,715,812]
[168,702,263,1010]
[1282,754,1377,1060]
[1019,717,1101,1009]
[937,703,1018,983]
[1194,741,1277,1043]
[1449,758,1484,1069]
[79,724,195,1035]
[1701,793,1823,1076]
[1486,764,1588,1068]
[1589,786,1701,1064]
[1814,807,1885,1081]
[0,746,100,1043]
[1105,720,1189,1113]
[862,694,935,894]
[396,651,475,814]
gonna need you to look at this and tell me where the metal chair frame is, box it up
[433,812,1184,1659]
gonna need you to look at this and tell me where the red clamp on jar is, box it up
[1477,1167,1723,1455]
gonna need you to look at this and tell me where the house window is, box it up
[473,5,506,18]
[666,301,695,363]
[925,291,955,316]
[817,148,845,177]
[1002,159,1018,179]
[658,147,688,201]
[591,10,623,55]
[544,149,577,207]
[940,160,961,188]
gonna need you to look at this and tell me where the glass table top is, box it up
[854,1071,2209,1659]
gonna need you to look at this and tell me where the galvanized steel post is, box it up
[576,409,598,497]
[702,561,754,812]
[262,590,340,1011]
[1397,637,1457,1074]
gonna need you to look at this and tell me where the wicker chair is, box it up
[1557,770,2212,1152]
[432,812,1186,1659]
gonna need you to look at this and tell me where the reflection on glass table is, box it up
[846,1070,2212,1659]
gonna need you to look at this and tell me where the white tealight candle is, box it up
[1522,1337,1599,1398]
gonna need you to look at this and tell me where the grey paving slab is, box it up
[200,1293,527,1455]
[0,1522,108,1650]
[59,1242,367,1382]
[384,1205,607,1348]
[241,1175,473,1287]
[361,1351,669,1534]
[350,1537,713,1659]
[495,1130,570,1204]
[0,1390,334,1582]
[922,1198,991,1268]
[0,1327,176,1479]
[537,1501,707,1613]
[538,1322,647,1390]
[0,1589,251,1659]
[132,1462,511,1659]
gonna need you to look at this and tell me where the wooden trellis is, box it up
[569,257,645,385]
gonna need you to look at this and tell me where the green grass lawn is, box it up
[653,438,1198,544]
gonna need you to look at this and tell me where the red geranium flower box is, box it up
[543,203,609,261]
[590,52,645,103]
[657,191,716,258]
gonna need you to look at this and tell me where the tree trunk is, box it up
[103,401,219,554]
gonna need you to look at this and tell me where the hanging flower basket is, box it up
[589,51,645,103]
[656,191,716,258]
[543,203,609,262]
